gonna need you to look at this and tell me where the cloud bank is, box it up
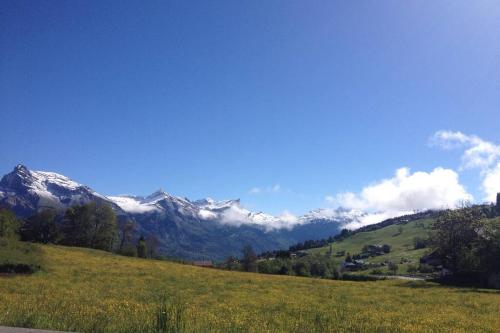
[330,167,473,228]
[335,167,472,212]
[218,204,301,231]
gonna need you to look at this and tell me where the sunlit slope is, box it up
[0,243,499,333]
[307,218,434,273]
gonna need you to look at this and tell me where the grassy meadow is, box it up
[0,242,499,333]
[307,218,435,274]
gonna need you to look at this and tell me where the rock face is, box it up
[0,165,364,260]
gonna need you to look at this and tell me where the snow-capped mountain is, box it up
[0,165,362,259]
[108,190,198,216]
[0,165,119,216]
[299,207,366,224]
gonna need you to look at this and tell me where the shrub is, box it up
[293,262,310,277]
[413,237,427,250]
[407,264,418,274]
[120,244,137,257]
[418,264,435,273]
[0,263,40,274]
[388,262,398,275]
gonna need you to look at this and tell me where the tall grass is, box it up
[156,294,186,333]
[0,244,499,332]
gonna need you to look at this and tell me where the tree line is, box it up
[0,203,159,259]
[258,228,353,259]
[226,244,341,279]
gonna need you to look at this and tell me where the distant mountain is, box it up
[0,165,365,260]
[0,165,121,217]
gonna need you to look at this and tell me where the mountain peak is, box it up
[145,189,169,202]
[14,164,29,173]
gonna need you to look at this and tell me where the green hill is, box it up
[1,241,499,332]
[307,217,435,274]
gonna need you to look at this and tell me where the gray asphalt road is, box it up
[0,327,73,333]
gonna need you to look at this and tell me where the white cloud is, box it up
[325,195,336,204]
[248,184,281,195]
[432,130,500,202]
[278,210,298,224]
[483,163,500,203]
[432,130,500,170]
[198,209,217,220]
[220,205,252,227]
[271,184,281,192]
[248,187,261,194]
[334,167,472,224]
[218,204,300,231]
[343,212,399,231]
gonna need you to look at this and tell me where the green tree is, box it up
[118,220,136,253]
[61,203,118,251]
[293,261,310,277]
[475,222,500,278]
[21,209,60,243]
[241,245,258,272]
[137,235,147,258]
[431,208,485,274]
[146,234,159,258]
[0,209,20,239]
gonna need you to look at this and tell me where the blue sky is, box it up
[1,1,500,216]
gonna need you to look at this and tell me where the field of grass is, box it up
[0,242,499,332]
[308,218,434,274]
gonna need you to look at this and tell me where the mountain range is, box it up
[0,165,366,260]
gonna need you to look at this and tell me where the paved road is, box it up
[0,327,72,333]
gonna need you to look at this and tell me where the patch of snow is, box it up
[31,170,81,190]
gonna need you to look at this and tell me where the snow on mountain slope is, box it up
[106,195,161,214]
[0,165,115,215]
[1,165,363,230]
[299,207,366,224]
